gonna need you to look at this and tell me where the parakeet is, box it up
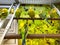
[28,7,35,18]
[15,8,22,18]
[10,8,14,14]
[1,8,8,19]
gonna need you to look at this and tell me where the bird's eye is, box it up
[34,8,36,10]
[29,24,31,26]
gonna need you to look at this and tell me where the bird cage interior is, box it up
[0,0,60,45]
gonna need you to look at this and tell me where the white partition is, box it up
[0,0,60,4]
[19,0,60,4]
[0,0,15,4]
[2,20,18,45]
[19,0,51,4]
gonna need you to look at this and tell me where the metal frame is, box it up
[14,18,60,20]
[4,34,60,39]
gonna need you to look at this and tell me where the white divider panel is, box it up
[0,14,14,45]
[19,0,60,4]
[19,0,51,4]
[2,20,18,45]
[0,20,16,34]
[0,0,60,4]
[0,0,15,4]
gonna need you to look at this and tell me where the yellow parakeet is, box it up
[28,7,35,18]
